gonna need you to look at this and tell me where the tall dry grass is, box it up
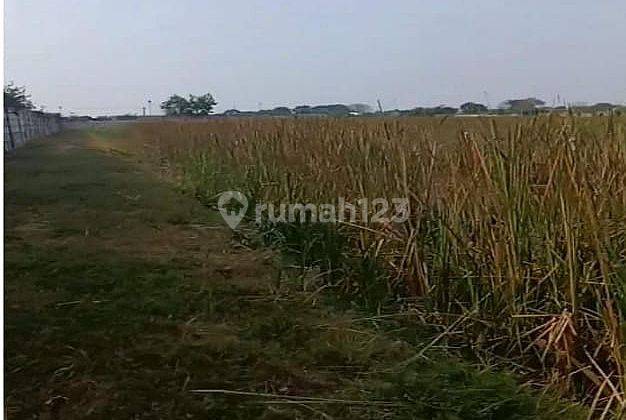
[129,115,626,416]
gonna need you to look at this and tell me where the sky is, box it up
[5,0,626,116]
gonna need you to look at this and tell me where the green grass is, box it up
[4,129,586,418]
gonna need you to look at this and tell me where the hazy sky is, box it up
[5,0,626,115]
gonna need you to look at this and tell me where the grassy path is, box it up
[4,130,584,419]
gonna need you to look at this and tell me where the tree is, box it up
[294,105,312,115]
[223,109,241,116]
[256,107,292,116]
[4,82,34,110]
[310,104,351,116]
[160,93,217,116]
[160,94,188,116]
[190,93,217,116]
[348,103,373,114]
[432,106,458,115]
[460,102,488,114]
[410,106,457,116]
[501,98,545,114]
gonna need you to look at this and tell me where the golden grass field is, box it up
[128,114,626,416]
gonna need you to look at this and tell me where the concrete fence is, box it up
[4,108,63,152]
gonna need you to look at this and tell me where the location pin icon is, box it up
[217,191,249,229]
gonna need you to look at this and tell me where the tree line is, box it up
[5,84,622,118]
[161,92,622,117]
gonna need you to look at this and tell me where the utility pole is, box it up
[147,100,152,116]
[377,99,383,113]
[142,107,146,117]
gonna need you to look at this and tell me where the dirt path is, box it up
[4,130,583,419]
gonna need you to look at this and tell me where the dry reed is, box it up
[128,114,626,417]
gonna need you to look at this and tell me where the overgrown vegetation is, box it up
[5,130,585,418]
[128,114,626,417]
[4,82,34,110]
